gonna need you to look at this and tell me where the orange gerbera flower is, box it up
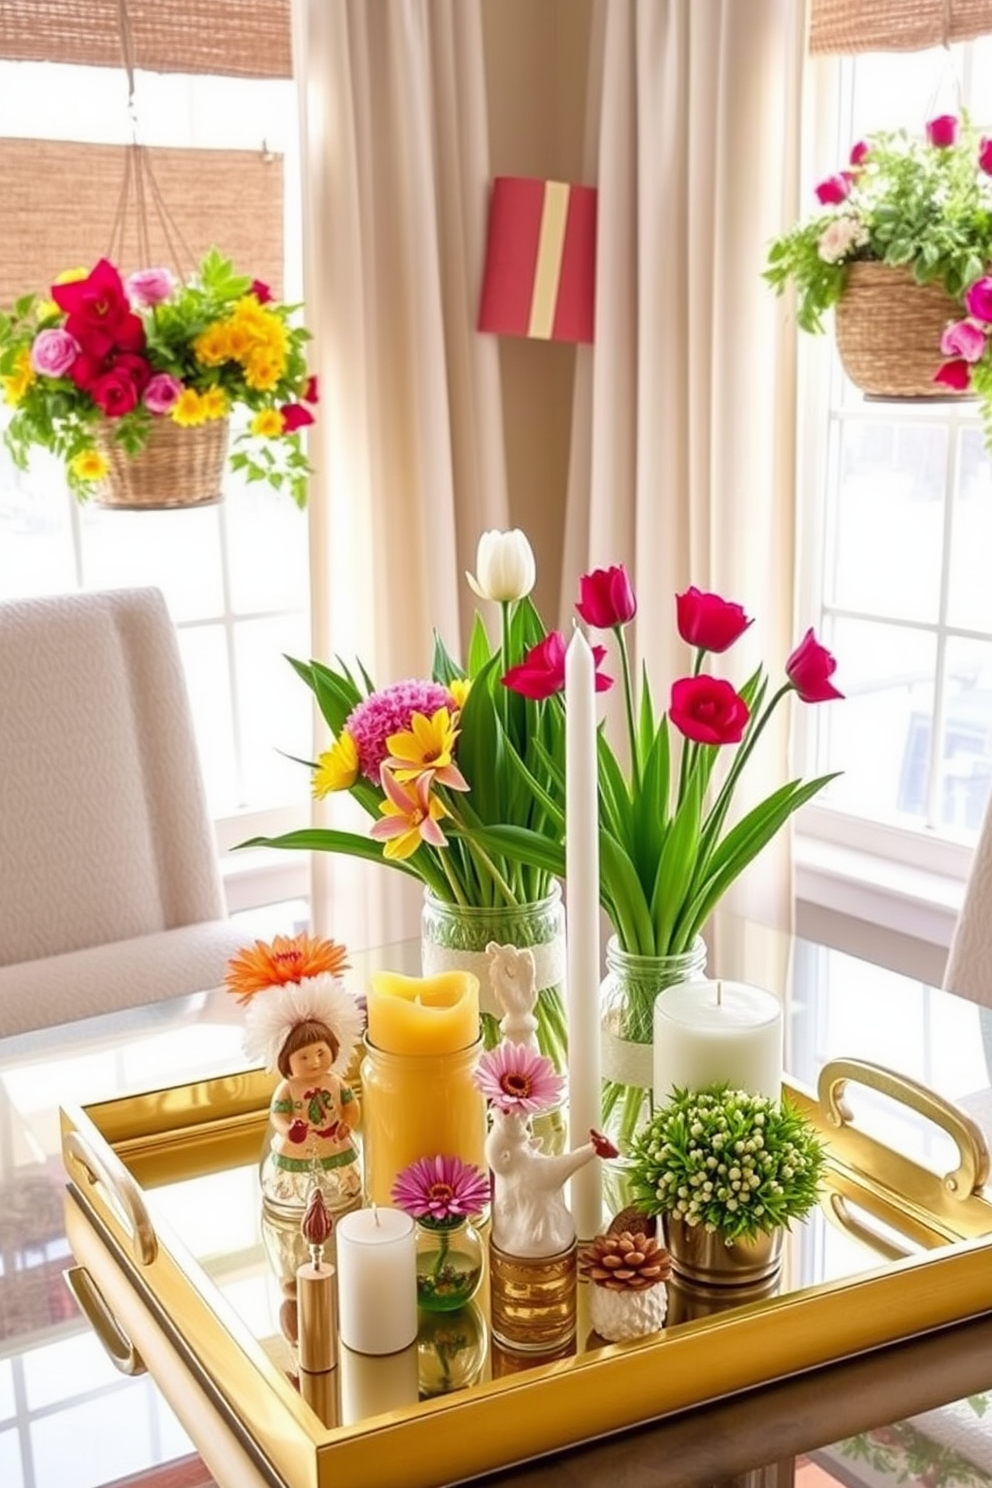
[224,932,350,1004]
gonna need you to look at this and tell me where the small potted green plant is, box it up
[765,112,992,437]
[626,1083,827,1287]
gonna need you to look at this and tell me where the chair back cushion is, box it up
[0,586,224,965]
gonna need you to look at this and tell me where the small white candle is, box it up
[653,980,783,1104]
[565,627,603,1240]
[335,1207,417,1355]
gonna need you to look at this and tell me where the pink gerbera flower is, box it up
[474,1043,564,1115]
[346,680,456,782]
[391,1153,491,1224]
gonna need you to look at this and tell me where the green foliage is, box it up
[765,115,992,339]
[626,1084,827,1242]
[0,247,313,504]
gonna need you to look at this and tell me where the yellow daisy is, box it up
[313,733,360,796]
[172,388,208,427]
[449,678,472,710]
[1,348,35,406]
[193,324,230,366]
[69,448,110,481]
[244,350,285,391]
[251,408,285,438]
[201,385,229,420]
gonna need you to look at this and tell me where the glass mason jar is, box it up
[414,1216,484,1311]
[600,935,708,1157]
[360,1037,487,1208]
[420,886,568,1071]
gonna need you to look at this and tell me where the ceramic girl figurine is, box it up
[225,933,365,1217]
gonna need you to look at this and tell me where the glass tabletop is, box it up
[2,922,992,1488]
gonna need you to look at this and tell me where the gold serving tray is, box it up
[60,1060,992,1488]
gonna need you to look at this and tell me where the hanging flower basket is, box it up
[834,263,968,400]
[95,416,230,510]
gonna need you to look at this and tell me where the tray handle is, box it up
[65,1127,158,1265]
[817,1057,991,1197]
[64,1265,146,1375]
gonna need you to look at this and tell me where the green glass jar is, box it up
[414,1216,484,1311]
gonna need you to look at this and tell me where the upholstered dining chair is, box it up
[943,792,992,1010]
[0,586,246,1036]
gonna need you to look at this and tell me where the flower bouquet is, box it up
[764,112,992,437]
[242,530,575,1065]
[467,566,842,1148]
[0,247,315,506]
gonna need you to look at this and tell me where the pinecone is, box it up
[579,1230,672,1292]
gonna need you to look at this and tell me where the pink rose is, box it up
[30,327,80,378]
[143,373,183,414]
[849,140,869,168]
[125,268,176,308]
[926,114,958,148]
[815,173,852,206]
[964,277,992,324]
[90,366,140,418]
[786,629,843,704]
[980,137,992,176]
[940,319,986,363]
[933,358,972,391]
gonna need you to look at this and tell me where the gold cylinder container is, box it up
[488,1238,578,1354]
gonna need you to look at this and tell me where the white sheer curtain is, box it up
[565,0,806,944]
[292,0,509,946]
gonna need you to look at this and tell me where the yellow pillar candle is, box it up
[362,970,485,1207]
[366,970,480,1053]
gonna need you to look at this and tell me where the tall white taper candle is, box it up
[565,626,603,1240]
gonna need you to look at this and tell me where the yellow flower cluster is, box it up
[1,347,35,407]
[172,385,230,428]
[192,294,289,392]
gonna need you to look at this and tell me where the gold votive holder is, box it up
[488,1237,577,1354]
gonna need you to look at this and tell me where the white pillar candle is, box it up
[653,980,783,1104]
[335,1207,417,1355]
[565,627,603,1241]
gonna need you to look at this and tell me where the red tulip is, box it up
[814,173,852,206]
[576,564,637,629]
[502,632,613,700]
[676,586,752,654]
[785,629,843,703]
[303,374,320,404]
[280,402,315,431]
[849,140,869,168]
[250,278,273,303]
[669,675,749,745]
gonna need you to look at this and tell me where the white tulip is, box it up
[466,529,536,603]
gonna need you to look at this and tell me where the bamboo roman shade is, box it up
[0,0,291,77]
[810,0,992,53]
[0,140,284,307]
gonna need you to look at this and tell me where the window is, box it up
[0,60,312,912]
[801,39,992,885]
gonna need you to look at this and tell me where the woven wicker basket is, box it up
[834,262,966,400]
[95,416,230,510]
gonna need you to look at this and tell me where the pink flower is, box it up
[279,402,314,432]
[143,372,183,414]
[934,358,972,392]
[250,279,273,303]
[669,675,750,745]
[927,114,958,148]
[30,328,80,377]
[785,628,843,703]
[849,140,869,168]
[676,587,752,653]
[346,680,457,782]
[940,319,986,363]
[501,632,613,700]
[303,375,319,404]
[125,268,176,308]
[980,137,992,176]
[964,277,992,324]
[575,564,637,628]
[391,1154,490,1221]
[814,173,852,206]
[474,1043,564,1115]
